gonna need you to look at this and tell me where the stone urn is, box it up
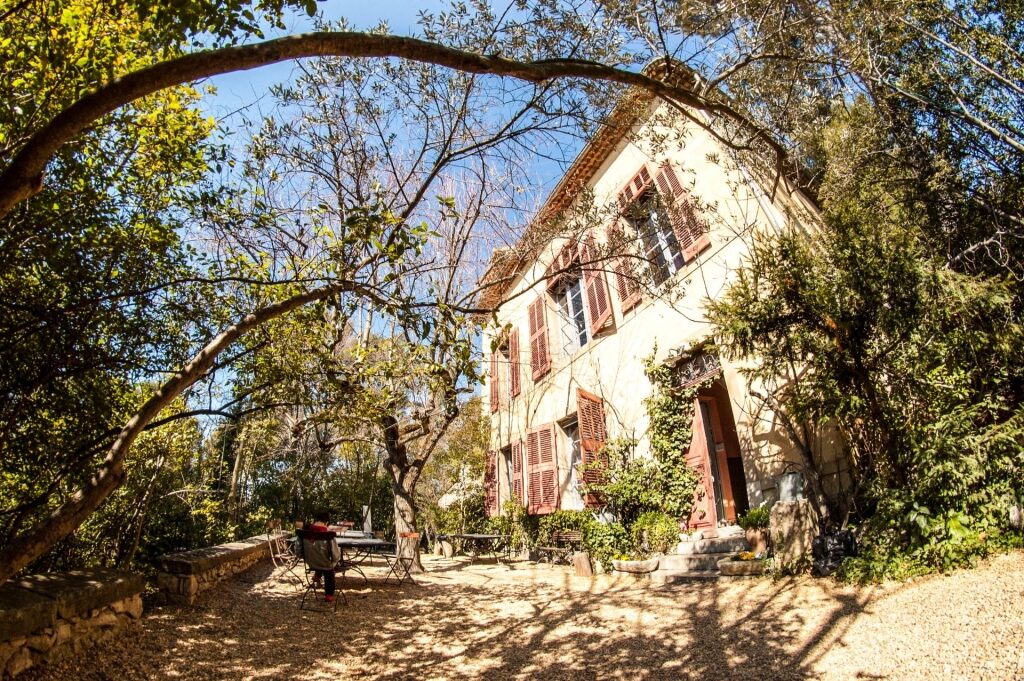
[611,557,660,574]
[745,528,769,555]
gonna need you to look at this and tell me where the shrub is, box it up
[738,505,770,530]
[537,510,592,546]
[630,511,678,555]
[488,500,538,554]
[582,520,629,572]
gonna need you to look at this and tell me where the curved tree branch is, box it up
[0,31,784,219]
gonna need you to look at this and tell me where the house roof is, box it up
[474,60,699,314]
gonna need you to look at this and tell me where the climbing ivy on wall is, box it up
[642,350,701,520]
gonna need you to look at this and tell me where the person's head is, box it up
[313,509,331,524]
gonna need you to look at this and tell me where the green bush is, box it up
[537,510,592,546]
[488,500,538,554]
[737,505,770,530]
[582,520,629,572]
[630,511,679,555]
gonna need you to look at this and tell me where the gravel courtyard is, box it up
[25,550,1024,680]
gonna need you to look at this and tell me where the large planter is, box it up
[718,557,767,576]
[611,557,659,574]
[745,528,769,554]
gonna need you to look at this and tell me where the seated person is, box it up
[304,510,342,602]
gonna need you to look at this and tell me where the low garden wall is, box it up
[154,531,290,606]
[0,568,144,679]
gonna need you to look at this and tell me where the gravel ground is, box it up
[23,550,1024,680]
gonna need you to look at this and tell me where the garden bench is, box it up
[537,530,583,563]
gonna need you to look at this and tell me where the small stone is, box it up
[5,646,33,677]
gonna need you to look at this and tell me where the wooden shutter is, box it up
[484,450,499,517]
[527,297,550,381]
[654,163,711,261]
[545,240,580,290]
[489,352,500,413]
[511,440,524,504]
[526,425,559,515]
[508,327,521,398]
[577,388,608,508]
[581,237,613,336]
[608,223,642,312]
[616,165,653,212]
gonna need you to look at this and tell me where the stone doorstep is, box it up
[658,552,736,572]
[675,534,748,556]
[649,570,720,586]
[15,568,144,621]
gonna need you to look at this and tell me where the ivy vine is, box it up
[642,349,701,520]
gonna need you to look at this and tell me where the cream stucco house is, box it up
[477,69,844,533]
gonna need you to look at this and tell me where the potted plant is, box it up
[737,505,770,555]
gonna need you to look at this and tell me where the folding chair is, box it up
[384,532,420,586]
[296,529,347,610]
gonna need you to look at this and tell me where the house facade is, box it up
[478,79,844,532]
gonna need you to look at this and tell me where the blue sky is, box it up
[200,2,450,119]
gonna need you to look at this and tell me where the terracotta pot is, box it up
[611,558,660,573]
[745,528,769,554]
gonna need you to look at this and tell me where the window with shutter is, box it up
[526,425,559,515]
[580,237,613,336]
[508,327,521,398]
[576,388,608,508]
[527,297,550,381]
[484,450,499,517]
[511,440,524,504]
[489,352,500,413]
[653,163,711,261]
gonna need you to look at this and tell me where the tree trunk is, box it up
[0,281,352,583]
[391,465,423,573]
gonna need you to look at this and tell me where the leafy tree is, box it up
[708,104,1024,576]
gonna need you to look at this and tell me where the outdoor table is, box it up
[443,533,509,563]
[334,536,396,582]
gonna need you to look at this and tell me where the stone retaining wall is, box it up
[154,531,290,606]
[0,568,144,679]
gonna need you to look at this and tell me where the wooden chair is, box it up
[384,532,420,586]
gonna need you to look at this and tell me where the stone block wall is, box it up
[154,531,290,606]
[0,568,144,679]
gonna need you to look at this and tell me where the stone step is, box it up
[658,552,735,572]
[674,534,748,556]
[649,570,720,585]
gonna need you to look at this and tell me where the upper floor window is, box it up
[554,276,590,353]
[626,191,685,285]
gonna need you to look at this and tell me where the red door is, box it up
[686,398,717,531]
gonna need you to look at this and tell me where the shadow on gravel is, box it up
[22,555,876,680]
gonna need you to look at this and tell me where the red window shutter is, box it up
[655,163,711,261]
[526,425,559,515]
[508,327,521,398]
[581,237,613,336]
[526,429,541,514]
[576,388,608,508]
[511,440,524,504]
[489,352,500,413]
[484,450,499,517]
[616,165,653,212]
[608,223,642,311]
[527,297,550,381]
